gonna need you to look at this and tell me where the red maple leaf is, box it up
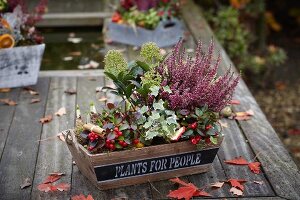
[224,157,249,165]
[37,183,70,192]
[55,183,70,191]
[168,178,211,200]
[42,173,63,184]
[227,179,247,191]
[193,190,212,197]
[248,162,261,174]
[37,183,56,192]
[168,186,197,200]
[72,194,94,200]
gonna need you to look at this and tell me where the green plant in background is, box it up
[203,1,287,78]
[205,7,250,60]
[0,0,7,11]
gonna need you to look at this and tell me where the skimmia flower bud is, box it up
[104,50,128,77]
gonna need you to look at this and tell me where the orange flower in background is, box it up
[0,18,11,30]
[265,11,282,32]
[112,12,122,23]
[0,34,15,49]
[230,0,250,9]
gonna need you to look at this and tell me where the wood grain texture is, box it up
[181,1,300,199]
[218,119,274,196]
[0,78,50,200]
[0,88,20,158]
[71,76,108,199]
[31,77,76,199]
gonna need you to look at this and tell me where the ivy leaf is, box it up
[150,112,160,120]
[153,99,165,110]
[145,130,159,140]
[163,85,172,93]
[143,120,153,129]
[195,107,203,117]
[119,123,130,131]
[150,86,160,97]
[224,157,249,165]
[139,105,148,114]
[166,116,177,125]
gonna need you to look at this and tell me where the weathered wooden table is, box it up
[0,1,299,199]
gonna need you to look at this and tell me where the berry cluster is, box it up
[190,135,201,145]
[105,127,128,151]
[87,132,99,142]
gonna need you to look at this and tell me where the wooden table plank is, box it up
[71,76,109,199]
[181,1,300,199]
[0,78,50,200]
[31,77,76,199]
[0,88,20,158]
[218,119,274,196]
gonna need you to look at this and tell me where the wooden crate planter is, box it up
[106,19,184,47]
[65,129,223,190]
[0,44,45,88]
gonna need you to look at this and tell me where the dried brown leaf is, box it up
[20,177,31,189]
[30,98,41,104]
[0,98,17,106]
[64,89,77,95]
[55,107,66,116]
[211,181,224,188]
[0,88,11,93]
[39,115,53,124]
[229,187,243,196]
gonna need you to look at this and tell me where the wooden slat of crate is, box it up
[30,77,76,199]
[181,1,300,199]
[0,78,50,199]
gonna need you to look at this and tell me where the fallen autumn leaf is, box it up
[30,98,41,104]
[55,107,67,116]
[39,115,53,124]
[0,98,17,106]
[224,157,249,165]
[20,177,31,189]
[230,187,243,196]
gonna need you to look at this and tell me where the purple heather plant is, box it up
[159,39,239,112]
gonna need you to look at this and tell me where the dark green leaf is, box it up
[136,61,150,71]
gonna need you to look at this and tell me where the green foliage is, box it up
[123,8,160,30]
[140,99,179,141]
[205,7,249,59]
[0,0,7,11]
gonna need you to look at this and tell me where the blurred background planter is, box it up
[106,19,184,47]
[0,44,45,88]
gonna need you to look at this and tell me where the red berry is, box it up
[109,144,114,150]
[105,143,110,148]
[114,127,119,132]
[121,142,128,147]
[110,140,115,144]
[133,139,139,145]
[205,124,212,130]
[88,146,93,151]
[191,122,198,129]
[118,131,123,136]
[191,138,197,145]
[195,135,201,141]
[106,139,110,144]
